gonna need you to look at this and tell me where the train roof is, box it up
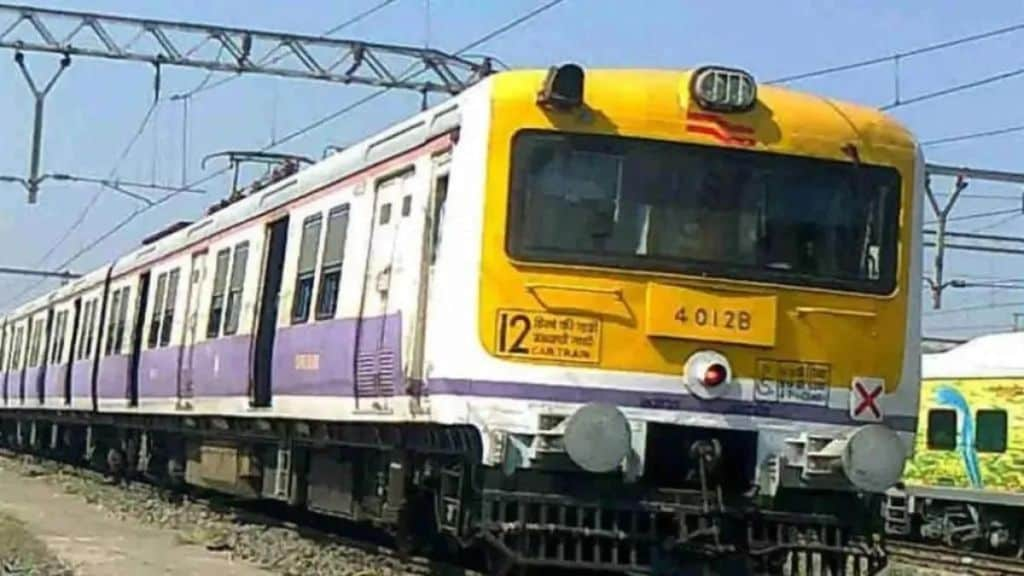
[923,331,1024,379]
[489,68,917,152]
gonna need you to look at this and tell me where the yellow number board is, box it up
[495,310,602,364]
[645,283,777,347]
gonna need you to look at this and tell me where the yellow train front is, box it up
[435,64,923,573]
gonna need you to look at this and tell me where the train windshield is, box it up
[507,130,901,294]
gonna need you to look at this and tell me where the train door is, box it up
[179,251,207,402]
[65,299,81,405]
[20,319,33,405]
[253,217,288,408]
[127,273,150,407]
[11,325,25,405]
[355,170,413,411]
[409,158,450,389]
[38,308,53,404]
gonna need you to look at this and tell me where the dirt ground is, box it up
[0,511,72,575]
[0,465,272,576]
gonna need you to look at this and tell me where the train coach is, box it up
[886,332,1024,556]
[0,64,922,574]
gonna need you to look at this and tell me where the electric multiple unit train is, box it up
[0,64,922,574]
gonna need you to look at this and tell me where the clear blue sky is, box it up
[2,0,1024,340]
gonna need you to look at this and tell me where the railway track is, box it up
[888,541,1024,575]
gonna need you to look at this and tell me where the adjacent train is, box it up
[886,332,1024,556]
[0,64,923,574]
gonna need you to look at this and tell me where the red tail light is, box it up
[703,364,727,388]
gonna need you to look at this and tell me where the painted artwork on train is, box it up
[904,378,1024,492]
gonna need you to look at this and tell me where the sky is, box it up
[2,0,1024,341]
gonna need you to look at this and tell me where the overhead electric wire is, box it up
[881,65,1024,110]
[969,212,1024,233]
[323,0,401,35]
[926,299,1024,316]
[3,1,408,308]
[925,208,1021,228]
[270,0,567,150]
[922,124,1024,147]
[769,20,1024,84]
[0,99,162,306]
[3,0,569,310]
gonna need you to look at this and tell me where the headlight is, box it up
[690,66,757,112]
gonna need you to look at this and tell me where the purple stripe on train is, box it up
[182,334,251,397]
[44,363,67,401]
[97,355,130,398]
[137,346,181,398]
[71,360,92,401]
[23,367,41,404]
[272,314,401,396]
[106,314,403,399]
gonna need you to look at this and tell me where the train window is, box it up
[34,319,45,367]
[430,174,449,265]
[48,313,58,363]
[36,319,46,366]
[161,269,180,348]
[51,311,66,364]
[292,214,323,324]
[401,195,412,217]
[976,410,1008,453]
[77,304,87,359]
[507,131,901,295]
[83,301,98,359]
[105,289,122,356]
[207,248,231,338]
[37,318,47,365]
[11,326,23,369]
[114,287,130,353]
[28,320,42,367]
[927,409,957,450]
[76,304,87,360]
[379,202,392,225]
[149,273,168,349]
[76,305,87,360]
[223,242,249,335]
[315,205,350,321]
[50,312,59,364]
[2,329,9,372]
[25,323,35,367]
[60,310,69,361]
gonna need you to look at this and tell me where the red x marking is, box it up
[854,380,882,419]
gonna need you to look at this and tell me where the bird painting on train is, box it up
[936,385,983,489]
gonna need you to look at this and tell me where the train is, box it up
[0,64,923,575]
[886,331,1024,556]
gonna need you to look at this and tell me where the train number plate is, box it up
[644,283,777,347]
[495,310,602,364]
